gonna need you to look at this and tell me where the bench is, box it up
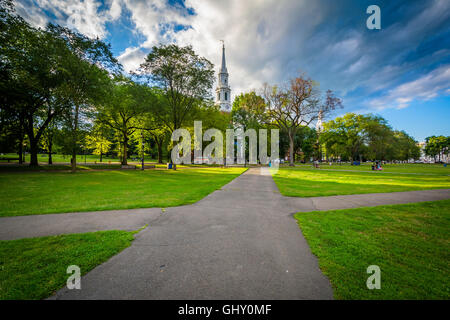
[121,165,136,169]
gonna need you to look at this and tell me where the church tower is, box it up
[215,42,231,110]
[316,110,324,132]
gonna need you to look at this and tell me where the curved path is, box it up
[1,168,449,299]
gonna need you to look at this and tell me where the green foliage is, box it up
[0,5,118,166]
[97,78,155,164]
[263,75,342,165]
[321,113,421,161]
[295,200,450,299]
[425,135,449,161]
[138,44,215,131]
[231,91,267,129]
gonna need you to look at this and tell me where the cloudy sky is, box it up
[15,0,450,141]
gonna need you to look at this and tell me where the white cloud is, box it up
[17,0,123,38]
[117,0,328,99]
[367,64,450,110]
[15,0,450,111]
[117,46,147,72]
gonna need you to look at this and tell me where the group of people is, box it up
[372,161,383,171]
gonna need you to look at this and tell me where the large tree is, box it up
[0,3,117,167]
[393,131,420,162]
[0,11,69,166]
[425,135,449,162]
[47,24,118,172]
[320,113,369,162]
[231,91,267,130]
[137,44,215,133]
[98,79,155,165]
[321,113,421,162]
[264,75,342,165]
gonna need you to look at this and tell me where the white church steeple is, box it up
[215,41,231,110]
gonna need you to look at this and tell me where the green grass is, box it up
[288,163,450,175]
[0,153,122,164]
[0,230,138,300]
[0,164,122,172]
[0,167,247,217]
[272,166,450,197]
[294,200,450,299]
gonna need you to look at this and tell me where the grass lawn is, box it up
[272,166,450,197]
[0,164,122,172]
[0,153,122,164]
[0,230,138,299]
[0,167,246,217]
[289,163,450,175]
[294,200,450,299]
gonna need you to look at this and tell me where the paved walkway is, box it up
[1,168,449,299]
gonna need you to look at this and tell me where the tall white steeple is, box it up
[316,110,324,132]
[215,41,231,110]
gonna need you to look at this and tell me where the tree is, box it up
[85,123,112,162]
[137,44,215,134]
[0,14,70,166]
[47,24,118,172]
[0,4,117,167]
[294,126,318,162]
[393,131,420,161]
[425,135,449,162]
[321,113,421,162]
[320,113,369,162]
[264,74,342,165]
[98,79,153,165]
[231,91,266,130]
[364,115,395,161]
[41,120,59,165]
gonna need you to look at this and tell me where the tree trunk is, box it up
[18,133,23,165]
[71,105,80,173]
[100,146,103,163]
[122,134,128,165]
[29,137,39,167]
[157,141,163,164]
[71,148,77,172]
[48,141,53,165]
[288,130,295,166]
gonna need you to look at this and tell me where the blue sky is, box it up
[15,0,450,141]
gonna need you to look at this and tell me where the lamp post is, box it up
[141,131,144,171]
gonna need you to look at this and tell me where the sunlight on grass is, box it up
[294,200,450,299]
[0,167,247,217]
[273,167,450,197]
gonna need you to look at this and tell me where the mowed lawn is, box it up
[294,200,450,299]
[0,167,246,217]
[291,163,450,175]
[0,230,137,300]
[272,166,450,197]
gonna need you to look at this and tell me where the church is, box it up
[215,42,231,111]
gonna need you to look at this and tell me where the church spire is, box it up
[220,41,227,73]
[215,41,231,111]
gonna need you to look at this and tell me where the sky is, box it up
[14,0,450,141]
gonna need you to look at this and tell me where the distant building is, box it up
[215,42,231,111]
[418,141,449,163]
